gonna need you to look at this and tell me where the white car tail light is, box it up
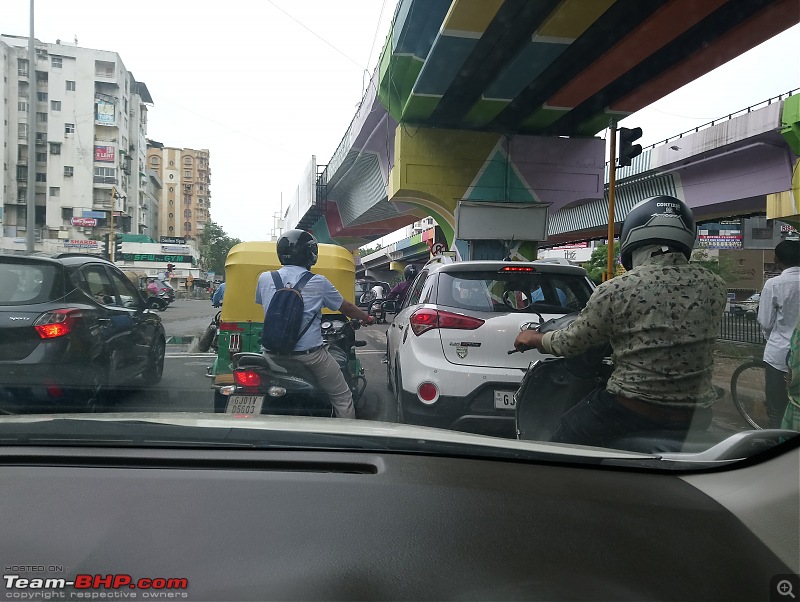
[409,308,484,336]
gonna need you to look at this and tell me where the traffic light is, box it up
[115,238,123,262]
[618,126,643,167]
[166,263,175,275]
[101,233,110,260]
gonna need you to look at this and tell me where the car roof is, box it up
[1,252,115,270]
[423,259,588,277]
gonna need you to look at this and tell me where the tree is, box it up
[199,220,242,277]
[359,241,383,257]
[584,242,620,284]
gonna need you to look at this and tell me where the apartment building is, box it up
[146,143,211,241]
[0,35,152,252]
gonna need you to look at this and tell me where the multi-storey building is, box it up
[0,35,152,253]
[146,143,211,241]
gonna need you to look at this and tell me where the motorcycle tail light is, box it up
[233,370,261,387]
[34,309,83,339]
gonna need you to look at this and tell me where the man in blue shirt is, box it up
[211,281,225,307]
[255,230,372,418]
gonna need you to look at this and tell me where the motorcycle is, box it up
[216,317,368,416]
[367,299,386,324]
[198,308,221,353]
[510,314,725,453]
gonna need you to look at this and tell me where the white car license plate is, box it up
[494,390,516,411]
[225,395,264,415]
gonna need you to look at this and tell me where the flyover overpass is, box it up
[285,0,799,261]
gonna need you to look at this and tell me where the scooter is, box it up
[367,299,386,324]
[198,309,221,353]
[217,317,368,416]
[510,314,726,453]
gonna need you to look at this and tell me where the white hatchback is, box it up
[385,259,595,437]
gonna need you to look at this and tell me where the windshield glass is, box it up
[0,1,798,470]
[438,270,592,313]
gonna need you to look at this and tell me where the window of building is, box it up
[169,226,174,232]
[184,196,191,205]
[184,209,192,218]
[184,170,191,178]
[18,58,29,77]
[168,174,174,180]
[50,187,60,197]
[65,80,75,91]
[18,123,28,138]
[64,166,74,177]
[169,213,173,218]
[61,207,73,220]
[18,100,28,112]
[64,123,75,134]
[37,92,48,102]
[169,187,174,193]
[17,166,27,180]
[36,152,47,162]
[51,57,62,68]
[150,156,159,166]
[93,166,116,183]
[184,157,192,165]
[36,112,47,123]
[184,222,192,233]
[35,172,46,182]
[50,100,61,112]
[169,200,174,206]
[50,143,61,155]
[169,161,174,166]
[36,132,46,144]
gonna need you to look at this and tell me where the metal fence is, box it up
[719,312,765,344]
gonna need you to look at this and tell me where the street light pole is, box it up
[109,187,116,261]
[606,121,618,282]
[25,0,36,252]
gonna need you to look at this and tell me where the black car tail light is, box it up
[33,309,83,339]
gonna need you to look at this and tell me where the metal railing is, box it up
[719,312,765,344]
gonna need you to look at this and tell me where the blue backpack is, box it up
[260,271,316,353]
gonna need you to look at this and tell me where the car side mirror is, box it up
[382,300,397,314]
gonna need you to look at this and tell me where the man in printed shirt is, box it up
[515,196,727,447]
[757,239,800,428]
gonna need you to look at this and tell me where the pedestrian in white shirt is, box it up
[757,239,800,428]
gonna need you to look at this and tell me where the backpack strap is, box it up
[293,271,314,292]
[270,271,283,290]
[293,271,317,342]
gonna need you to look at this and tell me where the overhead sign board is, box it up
[160,236,186,244]
[161,245,191,254]
[64,240,99,249]
[71,217,98,227]
[82,210,106,219]
[455,202,549,241]
[120,253,190,263]
[94,146,115,162]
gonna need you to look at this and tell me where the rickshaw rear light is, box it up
[234,370,262,387]
[220,322,244,332]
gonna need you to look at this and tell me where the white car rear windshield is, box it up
[437,271,593,313]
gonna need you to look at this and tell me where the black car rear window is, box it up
[0,262,58,305]
[437,270,592,313]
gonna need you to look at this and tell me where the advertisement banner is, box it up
[70,217,98,227]
[698,235,743,249]
[160,236,186,244]
[82,210,106,219]
[161,245,191,254]
[94,146,115,162]
[120,253,190,262]
[64,240,99,249]
[96,100,115,125]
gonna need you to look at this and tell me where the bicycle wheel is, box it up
[730,360,769,429]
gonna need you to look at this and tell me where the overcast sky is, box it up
[4,2,798,242]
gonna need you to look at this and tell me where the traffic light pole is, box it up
[109,187,116,262]
[606,121,617,282]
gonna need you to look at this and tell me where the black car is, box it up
[0,253,166,412]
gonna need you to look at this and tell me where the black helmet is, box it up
[619,196,696,271]
[277,229,318,268]
[403,264,418,281]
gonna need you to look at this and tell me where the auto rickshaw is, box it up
[208,240,357,407]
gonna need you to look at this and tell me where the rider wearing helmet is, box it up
[255,229,373,418]
[514,196,727,447]
[386,264,418,305]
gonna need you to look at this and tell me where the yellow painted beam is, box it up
[536,0,616,41]
[443,0,504,35]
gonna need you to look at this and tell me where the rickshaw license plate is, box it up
[226,396,264,415]
[494,391,516,410]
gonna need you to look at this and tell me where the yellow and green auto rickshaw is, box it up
[208,240,357,407]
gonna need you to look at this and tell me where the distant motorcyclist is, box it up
[211,281,225,307]
[514,196,727,447]
[255,230,373,418]
[386,265,418,306]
